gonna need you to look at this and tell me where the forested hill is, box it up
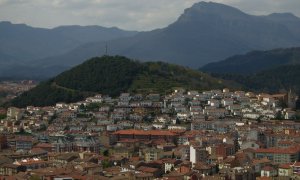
[213,64,300,94]
[9,56,236,107]
[201,47,300,74]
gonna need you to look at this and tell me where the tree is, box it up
[103,149,109,157]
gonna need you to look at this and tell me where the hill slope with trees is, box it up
[9,56,237,107]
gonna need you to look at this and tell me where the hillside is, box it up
[31,1,300,75]
[8,56,236,107]
[214,64,300,94]
[201,47,300,74]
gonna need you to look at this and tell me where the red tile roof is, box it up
[262,166,275,171]
[137,166,159,173]
[255,146,300,154]
[112,129,177,136]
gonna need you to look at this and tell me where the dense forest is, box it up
[212,64,300,94]
[201,47,300,74]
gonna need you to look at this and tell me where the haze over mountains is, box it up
[1,1,300,78]
[0,22,137,78]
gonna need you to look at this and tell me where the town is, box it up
[0,81,36,104]
[0,88,299,180]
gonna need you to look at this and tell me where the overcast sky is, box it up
[0,0,300,31]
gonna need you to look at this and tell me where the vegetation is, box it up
[0,114,6,120]
[8,80,93,107]
[10,56,236,107]
[212,64,300,94]
[201,47,300,75]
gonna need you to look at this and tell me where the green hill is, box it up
[214,64,300,94]
[9,56,237,107]
[201,47,300,74]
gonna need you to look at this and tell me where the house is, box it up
[278,163,292,177]
[7,107,24,120]
[215,143,235,158]
[243,113,260,119]
[0,164,25,176]
[137,166,162,178]
[261,166,277,177]
[285,111,296,119]
[15,136,34,151]
[190,146,209,164]
[222,98,234,106]
[51,153,79,166]
[142,148,164,162]
[240,141,260,150]
[110,129,178,145]
[255,146,300,164]
[162,159,181,173]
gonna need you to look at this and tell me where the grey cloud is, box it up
[0,0,299,31]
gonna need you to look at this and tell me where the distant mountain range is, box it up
[8,56,236,107]
[0,22,137,78]
[201,47,300,74]
[201,47,300,94]
[2,1,300,78]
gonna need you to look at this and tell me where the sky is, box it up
[0,0,300,31]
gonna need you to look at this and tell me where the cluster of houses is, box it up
[0,80,36,104]
[0,88,299,179]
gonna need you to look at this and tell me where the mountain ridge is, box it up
[200,47,300,74]
[30,1,300,75]
[2,1,300,78]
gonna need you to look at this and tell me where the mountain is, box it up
[200,47,300,94]
[201,47,300,74]
[263,13,300,35]
[0,21,137,78]
[31,1,300,75]
[8,56,237,107]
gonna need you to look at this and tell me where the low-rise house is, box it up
[142,148,164,162]
[285,111,296,119]
[243,113,260,119]
[51,153,79,167]
[222,98,234,107]
[278,163,292,177]
[137,166,162,178]
[261,166,277,177]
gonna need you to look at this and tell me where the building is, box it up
[190,146,209,165]
[110,129,179,145]
[142,148,164,162]
[255,146,300,164]
[15,136,33,151]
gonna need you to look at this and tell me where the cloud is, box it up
[0,0,299,31]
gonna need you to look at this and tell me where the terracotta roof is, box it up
[262,166,275,171]
[255,146,300,154]
[137,166,159,173]
[252,157,271,165]
[112,129,177,136]
[279,163,292,169]
[35,143,53,148]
